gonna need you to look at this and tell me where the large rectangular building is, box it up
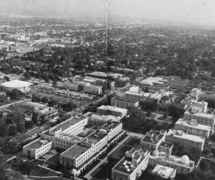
[97,105,128,117]
[112,148,150,180]
[166,129,205,151]
[183,109,215,128]
[149,151,195,174]
[140,130,166,151]
[60,121,123,176]
[175,118,211,138]
[111,97,139,109]
[23,139,52,159]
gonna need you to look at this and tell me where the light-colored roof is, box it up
[167,129,205,143]
[98,105,127,114]
[1,80,32,88]
[152,164,176,179]
[176,118,211,131]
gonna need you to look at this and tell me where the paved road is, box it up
[84,135,130,180]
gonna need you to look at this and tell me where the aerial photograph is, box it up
[0,0,215,180]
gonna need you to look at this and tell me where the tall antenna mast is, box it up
[105,0,108,74]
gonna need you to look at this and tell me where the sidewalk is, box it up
[84,135,130,180]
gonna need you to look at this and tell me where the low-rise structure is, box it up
[23,138,52,159]
[140,129,166,151]
[166,129,205,151]
[152,164,176,179]
[158,141,174,155]
[97,105,128,117]
[111,97,139,109]
[175,118,211,137]
[112,148,150,180]
[149,151,195,174]
[183,108,215,128]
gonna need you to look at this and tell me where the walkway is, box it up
[84,135,130,180]
[38,164,61,175]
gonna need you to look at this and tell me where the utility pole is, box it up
[105,0,108,74]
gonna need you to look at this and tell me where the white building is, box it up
[166,129,205,151]
[1,80,32,93]
[40,116,89,141]
[112,148,150,180]
[97,105,128,117]
[149,151,195,174]
[60,122,123,176]
[140,129,167,151]
[183,109,215,128]
[111,97,139,109]
[152,164,176,179]
[89,113,122,126]
[23,139,52,159]
[175,118,211,138]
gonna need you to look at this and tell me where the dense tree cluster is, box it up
[172,142,201,162]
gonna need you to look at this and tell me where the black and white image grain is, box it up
[0,0,214,180]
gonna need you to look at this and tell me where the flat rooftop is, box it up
[112,96,139,103]
[61,137,99,159]
[160,141,173,148]
[50,116,87,133]
[176,118,211,131]
[141,130,165,145]
[88,130,107,142]
[167,129,205,143]
[152,164,176,179]
[25,138,51,150]
[184,109,214,119]
[90,113,122,122]
[97,105,127,114]
[150,151,195,168]
[114,148,149,174]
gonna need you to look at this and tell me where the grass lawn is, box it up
[90,163,107,180]
[199,159,215,177]
[30,166,59,177]
[109,144,132,161]
[123,136,140,147]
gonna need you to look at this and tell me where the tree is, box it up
[32,112,39,124]
[8,124,18,136]
[146,110,151,117]
[41,96,49,104]
[10,89,22,100]
[0,125,9,137]
[17,122,26,133]
[44,74,50,83]
[24,71,31,80]
[25,121,34,129]
[52,80,57,87]
[199,160,209,171]
[163,113,167,119]
[3,76,10,81]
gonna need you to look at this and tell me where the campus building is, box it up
[149,151,195,174]
[174,118,211,138]
[140,129,167,151]
[166,129,205,151]
[152,164,176,179]
[1,80,32,93]
[183,108,215,128]
[63,81,103,95]
[111,97,139,109]
[60,121,124,176]
[97,105,128,117]
[41,116,89,141]
[23,139,52,159]
[112,148,150,180]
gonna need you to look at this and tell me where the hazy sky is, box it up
[1,0,215,26]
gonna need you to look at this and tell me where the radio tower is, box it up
[105,0,108,74]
